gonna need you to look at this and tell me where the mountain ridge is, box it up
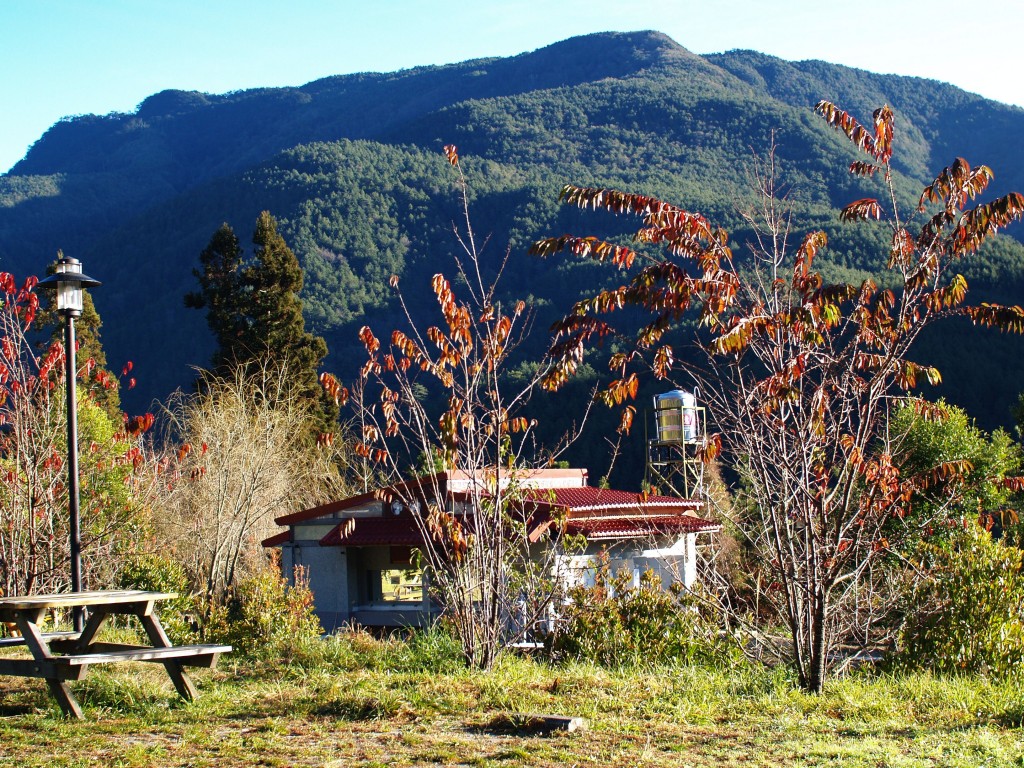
[11,31,695,178]
[2,30,1023,459]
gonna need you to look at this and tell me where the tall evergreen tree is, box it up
[244,211,337,436]
[184,223,246,376]
[186,213,338,438]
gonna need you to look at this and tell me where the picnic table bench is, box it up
[0,590,230,718]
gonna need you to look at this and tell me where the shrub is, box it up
[551,555,736,668]
[117,553,199,645]
[889,526,1024,677]
[204,564,322,658]
[404,623,466,673]
[263,623,465,676]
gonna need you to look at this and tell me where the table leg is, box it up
[14,609,83,719]
[45,678,83,719]
[75,607,109,649]
[137,613,198,701]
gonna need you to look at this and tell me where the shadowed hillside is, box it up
[2,30,1022,470]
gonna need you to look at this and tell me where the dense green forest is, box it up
[1,30,1022,481]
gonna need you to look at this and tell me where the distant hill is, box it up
[2,30,1023,479]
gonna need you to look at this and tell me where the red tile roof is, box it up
[313,507,716,548]
[261,530,292,547]
[319,516,425,547]
[525,486,704,514]
[275,473,461,526]
[274,489,380,526]
[566,514,717,540]
[519,487,718,541]
[267,474,718,549]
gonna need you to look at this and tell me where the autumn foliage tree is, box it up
[530,103,1024,691]
[340,146,581,669]
[0,272,151,598]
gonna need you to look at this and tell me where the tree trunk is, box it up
[807,595,828,694]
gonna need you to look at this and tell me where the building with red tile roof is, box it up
[263,468,719,631]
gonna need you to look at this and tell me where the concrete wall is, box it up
[284,541,350,632]
[282,525,707,632]
[286,543,435,629]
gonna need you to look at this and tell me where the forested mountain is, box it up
[2,30,1023,479]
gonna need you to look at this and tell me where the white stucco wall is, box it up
[554,532,702,593]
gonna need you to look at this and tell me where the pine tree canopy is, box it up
[184,223,246,375]
[187,212,337,438]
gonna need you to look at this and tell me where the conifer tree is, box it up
[186,212,338,438]
[244,211,336,436]
[184,223,246,376]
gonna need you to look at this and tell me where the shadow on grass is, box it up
[312,693,404,720]
[993,706,1024,729]
[470,712,584,737]
[0,702,45,717]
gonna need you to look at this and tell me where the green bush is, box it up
[204,565,323,658]
[551,555,736,668]
[890,526,1024,677]
[403,623,466,673]
[116,553,199,645]
[251,622,465,676]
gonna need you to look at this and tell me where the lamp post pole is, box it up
[63,309,83,631]
[39,257,100,633]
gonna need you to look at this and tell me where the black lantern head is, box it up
[38,256,101,317]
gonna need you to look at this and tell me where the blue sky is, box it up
[2,0,1022,173]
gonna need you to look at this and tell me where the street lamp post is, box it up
[38,257,100,632]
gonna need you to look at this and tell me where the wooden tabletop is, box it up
[0,590,178,610]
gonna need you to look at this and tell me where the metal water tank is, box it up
[654,390,698,444]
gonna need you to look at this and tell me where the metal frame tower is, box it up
[644,391,706,499]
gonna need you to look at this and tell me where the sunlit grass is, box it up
[0,629,1022,766]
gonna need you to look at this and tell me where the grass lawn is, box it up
[0,631,1022,767]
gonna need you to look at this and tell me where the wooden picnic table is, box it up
[0,589,231,719]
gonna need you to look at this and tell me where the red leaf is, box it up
[840,199,882,222]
